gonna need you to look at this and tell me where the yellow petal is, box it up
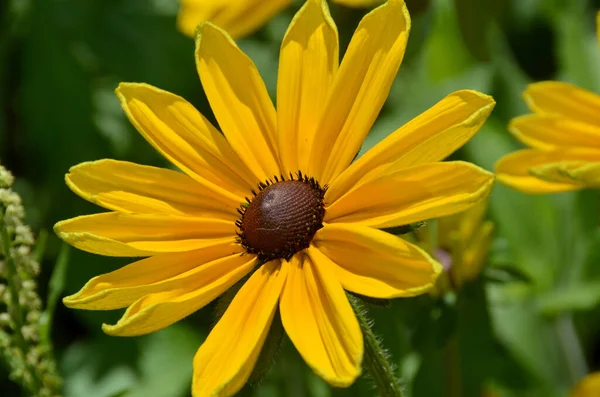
[280,250,362,387]
[308,0,410,183]
[63,240,241,310]
[509,115,600,151]
[327,90,495,202]
[195,22,280,181]
[325,161,494,228]
[54,212,234,257]
[116,83,255,208]
[66,159,235,218]
[192,260,287,397]
[524,82,600,125]
[277,0,338,173]
[494,149,599,193]
[313,224,441,298]
[102,253,256,336]
[529,161,591,184]
[177,0,293,39]
[570,372,600,397]
[563,162,600,186]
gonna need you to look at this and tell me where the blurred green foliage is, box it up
[2,0,600,396]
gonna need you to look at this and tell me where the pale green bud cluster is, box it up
[0,165,62,396]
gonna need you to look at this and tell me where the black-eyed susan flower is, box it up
[57,0,495,395]
[177,0,383,38]
[418,200,494,294]
[495,13,600,193]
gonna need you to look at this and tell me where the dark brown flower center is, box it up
[236,174,326,261]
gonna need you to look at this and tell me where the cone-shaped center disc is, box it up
[239,180,325,261]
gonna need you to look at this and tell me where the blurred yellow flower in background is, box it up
[177,0,383,38]
[177,0,293,38]
[495,12,600,193]
[418,200,494,294]
[56,0,495,395]
[570,372,600,397]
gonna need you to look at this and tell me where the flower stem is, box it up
[349,295,404,397]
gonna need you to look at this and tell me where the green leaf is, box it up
[424,0,473,81]
[553,1,600,91]
[62,324,203,397]
[62,335,138,397]
[487,283,569,395]
[33,228,48,263]
[124,325,204,397]
[536,283,600,316]
[39,243,70,345]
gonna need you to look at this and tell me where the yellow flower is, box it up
[495,13,600,193]
[57,0,495,395]
[419,200,494,293]
[571,372,600,397]
[177,0,383,38]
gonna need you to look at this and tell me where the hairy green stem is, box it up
[350,296,404,397]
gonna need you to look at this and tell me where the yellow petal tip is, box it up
[62,295,78,308]
[53,220,67,235]
[101,323,117,336]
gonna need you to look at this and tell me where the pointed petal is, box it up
[192,260,287,397]
[509,115,600,150]
[102,253,256,336]
[326,90,494,202]
[63,241,241,310]
[54,212,234,256]
[66,159,235,217]
[494,149,599,193]
[325,161,494,228]
[524,82,600,125]
[308,0,410,183]
[177,0,293,39]
[280,250,362,387]
[313,224,440,298]
[195,22,280,181]
[116,83,254,208]
[277,0,338,173]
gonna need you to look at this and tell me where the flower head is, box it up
[177,0,384,38]
[57,0,495,395]
[495,12,600,193]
